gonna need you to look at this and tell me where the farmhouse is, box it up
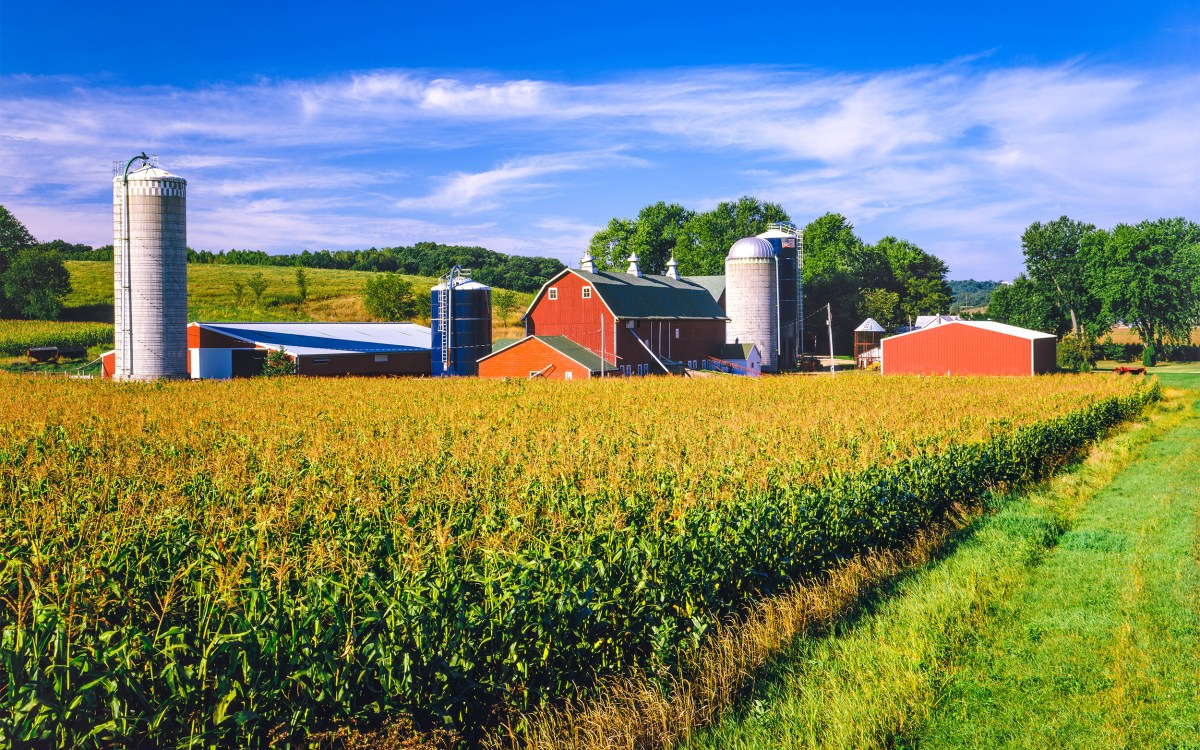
[881,320,1056,376]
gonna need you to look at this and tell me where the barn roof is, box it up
[717,342,758,360]
[882,320,1055,343]
[480,335,606,372]
[682,275,726,305]
[193,322,431,356]
[524,269,728,321]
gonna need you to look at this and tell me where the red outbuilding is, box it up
[521,263,728,375]
[881,320,1057,376]
[478,336,607,380]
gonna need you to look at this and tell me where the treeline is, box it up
[989,216,1200,365]
[193,244,563,294]
[590,198,952,352]
[51,240,565,295]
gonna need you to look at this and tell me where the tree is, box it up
[0,205,36,253]
[677,196,790,275]
[987,275,1062,334]
[1086,218,1200,355]
[875,236,952,320]
[801,213,885,352]
[588,218,637,271]
[493,289,519,327]
[295,266,309,303]
[230,279,246,307]
[363,273,419,321]
[1021,216,1098,336]
[246,272,269,305]
[1,248,72,319]
[857,288,901,330]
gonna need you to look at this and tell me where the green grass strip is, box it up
[684,389,1199,750]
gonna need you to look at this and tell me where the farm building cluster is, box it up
[101,157,1057,381]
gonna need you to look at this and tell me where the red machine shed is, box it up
[881,321,1056,376]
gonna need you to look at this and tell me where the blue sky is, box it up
[1,1,1197,279]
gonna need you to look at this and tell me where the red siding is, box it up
[526,271,726,371]
[100,351,115,379]
[478,338,594,380]
[526,273,617,365]
[188,324,256,349]
[883,324,1047,376]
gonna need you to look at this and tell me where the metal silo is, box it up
[112,153,188,380]
[431,267,492,376]
[757,223,802,372]
[725,236,779,372]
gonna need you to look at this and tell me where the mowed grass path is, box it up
[685,387,1199,750]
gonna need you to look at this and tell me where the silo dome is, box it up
[726,236,775,260]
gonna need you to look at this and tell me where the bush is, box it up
[1057,333,1096,373]
[364,273,419,321]
[260,348,296,376]
[1142,344,1156,367]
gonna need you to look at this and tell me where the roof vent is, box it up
[581,252,596,273]
[627,252,642,278]
[665,256,679,280]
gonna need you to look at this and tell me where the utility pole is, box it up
[600,314,605,377]
[826,303,835,376]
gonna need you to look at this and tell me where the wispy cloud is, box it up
[0,61,1195,277]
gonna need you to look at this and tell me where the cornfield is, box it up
[0,373,1156,747]
[0,320,114,357]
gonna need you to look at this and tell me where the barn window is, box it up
[548,288,558,300]
[675,328,679,339]
[582,286,592,299]
[374,354,388,363]
[564,371,573,380]
[313,357,330,364]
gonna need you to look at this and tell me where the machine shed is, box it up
[881,320,1056,376]
[187,322,431,378]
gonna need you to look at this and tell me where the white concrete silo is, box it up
[112,155,188,380]
[725,236,779,372]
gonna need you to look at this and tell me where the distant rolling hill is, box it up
[63,261,532,332]
[948,279,1002,311]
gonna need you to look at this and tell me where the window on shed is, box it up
[564,371,573,380]
[313,357,330,364]
[548,288,558,300]
[582,286,592,299]
[675,328,679,339]
[374,354,388,363]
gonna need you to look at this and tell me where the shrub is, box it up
[1057,333,1096,372]
[1142,344,1156,367]
[260,348,296,376]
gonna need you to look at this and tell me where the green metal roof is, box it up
[531,270,728,320]
[682,275,726,305]
[717,342,757,360]
[536,335,607,371]
[492,338,520,352]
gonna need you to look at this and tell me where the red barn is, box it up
[520,265,728,375]
[881,320,1057,376]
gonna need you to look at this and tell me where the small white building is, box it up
[713,342,762,376]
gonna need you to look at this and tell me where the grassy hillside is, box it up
[63,261,533,327]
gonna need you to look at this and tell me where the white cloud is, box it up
[0,61,1196,278]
